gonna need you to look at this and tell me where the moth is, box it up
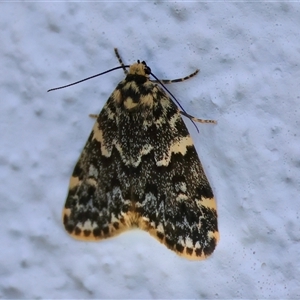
[49,49,219,260]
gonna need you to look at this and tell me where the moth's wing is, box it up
[62,96,135,241]
[131,88,219,260]
[139,142,219,260]
[62,76,218,259]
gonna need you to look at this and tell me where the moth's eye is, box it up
[141,61,151,74]
[145,66,151,74]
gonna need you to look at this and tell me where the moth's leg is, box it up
[180,110,217,124]
[151,69,199,84]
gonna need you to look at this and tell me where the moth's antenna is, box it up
[47,65,130,92]
[150,72,199,133]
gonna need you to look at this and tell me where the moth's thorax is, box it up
[113,75,160,110]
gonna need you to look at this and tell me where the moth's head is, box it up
[129,60,151,77]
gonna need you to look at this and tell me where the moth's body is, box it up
[63,56,219,260]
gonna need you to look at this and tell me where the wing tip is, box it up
[143,220,219,260]
[62,208,135,241]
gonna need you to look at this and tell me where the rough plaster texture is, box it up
[1,2,300,299]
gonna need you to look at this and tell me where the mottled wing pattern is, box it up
[63,61,219,260]
[63,94,135,240]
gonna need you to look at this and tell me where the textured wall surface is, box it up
[1,2,300,298]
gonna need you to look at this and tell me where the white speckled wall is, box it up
[1,2,300,298]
